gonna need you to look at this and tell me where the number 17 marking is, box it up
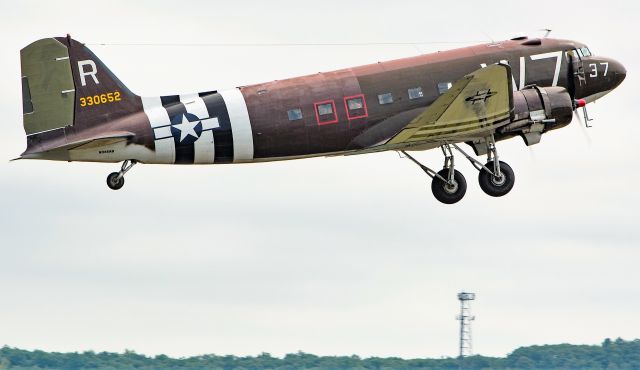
[530,51,563,87]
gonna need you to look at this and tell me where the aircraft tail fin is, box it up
[20,35,142,137]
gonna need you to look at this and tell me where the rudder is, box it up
[21,35,142,137]
[21,38,75,135]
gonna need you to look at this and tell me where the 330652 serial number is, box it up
[79,91,121,107]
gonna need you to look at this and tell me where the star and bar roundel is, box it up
[152,108,221,164]
[170,112,213,145]
[142,92,240,165]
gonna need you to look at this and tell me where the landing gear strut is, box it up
[106,159,137,190]
[402,136,516,203]
[402,144,467,204]
[452,135,515,197]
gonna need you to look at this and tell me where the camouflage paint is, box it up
[18,37,626,165]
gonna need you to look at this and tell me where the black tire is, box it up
[106,172,125,190]
[431,169,467,204]
[478,161,515,197]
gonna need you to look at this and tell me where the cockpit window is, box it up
[567,49,580,60]
[581,47,592,57]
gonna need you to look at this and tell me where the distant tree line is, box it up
[1,338,639,370]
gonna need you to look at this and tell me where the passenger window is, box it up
[378,93,393,105]
[344,94,368,120]
[347,97,363,110]
[318,103,333,115]
[408,87,424,100]
[438,82,452,95]
[287,108,303,121]
[314,100,338,125]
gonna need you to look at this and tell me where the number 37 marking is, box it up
[589,62,609,78]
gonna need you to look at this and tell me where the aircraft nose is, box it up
[608,58,626,88]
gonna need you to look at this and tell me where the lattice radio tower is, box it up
[456,292,476,358]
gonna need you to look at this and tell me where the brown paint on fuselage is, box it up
[241,38,598,160]
[22,37,626,164]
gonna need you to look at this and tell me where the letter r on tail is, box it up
[78,60,99,86]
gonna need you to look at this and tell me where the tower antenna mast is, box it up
[457,292,476,358]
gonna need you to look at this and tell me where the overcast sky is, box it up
[0,0,638,360]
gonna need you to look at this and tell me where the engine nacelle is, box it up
[500,86,574,146]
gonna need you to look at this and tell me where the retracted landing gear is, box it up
[452,136,515,197]
[402,144,467,204]
[106,159,137,190]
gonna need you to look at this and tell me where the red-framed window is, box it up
[314,100,338,125]
[344,94,368,120]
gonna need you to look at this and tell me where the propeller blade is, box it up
[574,110,592,147]
[567,53,577,100]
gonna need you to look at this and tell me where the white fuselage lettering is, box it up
[481,51,564,90]
[78,60,100,86]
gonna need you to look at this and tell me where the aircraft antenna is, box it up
[86,40,485,48]
[456,292,476,358]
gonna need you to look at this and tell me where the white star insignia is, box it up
[172,115,200,142]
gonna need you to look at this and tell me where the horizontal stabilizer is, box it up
[20,131,134,159]
[64,131,135,150]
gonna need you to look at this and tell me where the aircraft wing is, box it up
[386,64,513,145]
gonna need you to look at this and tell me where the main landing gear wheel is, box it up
[431,169,467,204]
[401,146,467,205]
[106,172,125,190]
[478,160,515,197]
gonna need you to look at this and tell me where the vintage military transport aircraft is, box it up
[17,35,625,203]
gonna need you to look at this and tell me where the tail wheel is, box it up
[431,169,467,204]
[106,172,125,190]
[478,161,515,197]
